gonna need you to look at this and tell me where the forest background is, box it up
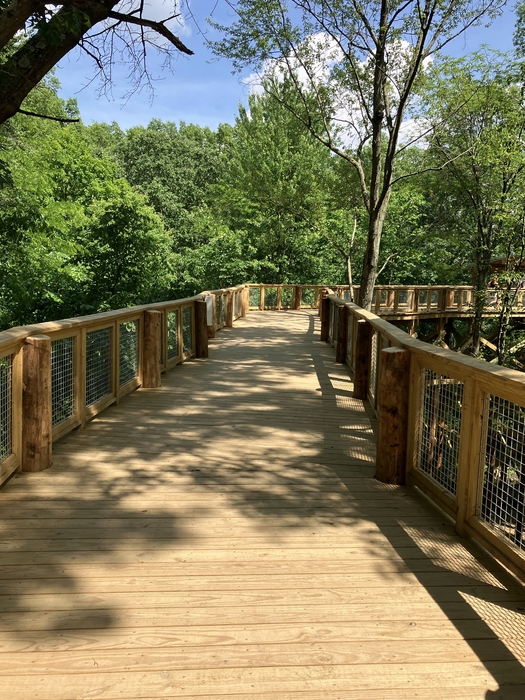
[2,1,525,367]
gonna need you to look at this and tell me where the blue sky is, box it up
[56,1,519,130]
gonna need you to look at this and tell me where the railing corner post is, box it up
[241,286,249,317]
[195,300,209,359]
[336,305,348,363]
[142,310,162,389]
[22,334,52,472]
[353,319,372,400]
[375,347,410,485]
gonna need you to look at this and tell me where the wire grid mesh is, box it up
[419,290,428,307]
[281,287,294,307]
[0,355,12,461]
[333,304,340,348]
[51,337,75,427]
[167,310,179,360]
[86,328,112,407]
[431,290,439,306]
[249,287,261,307]
[183,307,193,354]
[265,287,277,308]
[301,288,315,307]
[215,296,221,326]
[347,313,354,368]
[398,290,409,306]
[221,295,226,324]
[369,332,378,401]
[478,395,525,551]
[119,320,139,387]
[159,317,164,365]
[415,368,464,495]
[329,301,335,343]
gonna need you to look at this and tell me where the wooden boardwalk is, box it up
[1,310,525,699]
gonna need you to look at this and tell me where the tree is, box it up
[419,52,525,357]
[0,0,193,125]
[212,0,505,309]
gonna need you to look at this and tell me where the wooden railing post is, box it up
[375,347,410,484]
[22,334,52,472]
[195,300,209,359]
[445,288,454,309]
[142,310,162,389]
[226,291,234,327]
[336,305,348,363]
[386,289,395,308]
[241,287,249,317]
[353,320,372,400]
[293,285,302,310]
[320,295,330,341]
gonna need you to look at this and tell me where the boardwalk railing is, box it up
[324,291,525,583]
[247,283,525,316]
[0,285,248,485]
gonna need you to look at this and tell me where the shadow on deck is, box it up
[0,310,524,699]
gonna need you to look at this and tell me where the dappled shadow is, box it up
[0,309,524,696]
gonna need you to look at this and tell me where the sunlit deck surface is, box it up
[1,310,525,699]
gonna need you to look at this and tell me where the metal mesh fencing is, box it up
[416,368,464,495]
[347,313,354,369]
[398,290,409,306]
[167,310,179,360]
[183,307,193,354]
[249,287,261,307]
[301,288,315,307]
[51,337,75,426]
[86,328,112,407]
[221,295,226,324]
[215,297,221,326]
[281,287,294,307]
[369,332,378,401]
[333,304,340,347]
[0,355,12,461]
[119,320,139,387]
[329,302,335,343]
[419,291,428,307]
[265,287,277,307]
[478,396,525,552]
[431,290,439,307]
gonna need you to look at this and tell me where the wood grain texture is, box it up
[1,310,524,699]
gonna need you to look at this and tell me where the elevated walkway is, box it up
[1,311,524,698]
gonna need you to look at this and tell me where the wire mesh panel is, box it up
[301,288,315,307]
[329,302,335,343]
[347,313,354,369]
[265,287,277,308]
[415,368,464,495]
[333,304,339,347]
[478,396,525,552]
[183,307,193,355]
[249,287,261,308]
[167,310,179,360]
[419,290,428,307]
[398,290,409,306]
[51,337,75,427]
[431,290,439,307]
[119,320,139,387]
[281,287,294,307]
[215,297,221,326]
[86,328,112,407]
[0,355,12,461]
[221,295,226,324]
[369,332,378,402]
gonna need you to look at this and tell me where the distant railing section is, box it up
[0,284,248,486]
[324,291,525,583]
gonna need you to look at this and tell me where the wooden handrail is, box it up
[324,291,525,584]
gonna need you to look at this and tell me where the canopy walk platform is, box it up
[1,308,525,699]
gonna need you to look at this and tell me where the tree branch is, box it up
[17,109,80,122]
[107,10,194,55]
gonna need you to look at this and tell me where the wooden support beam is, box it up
[207,295,216,338]
[195,301,209,359]
[353,320,372,400]
[336,305,348,363]
[226,291,234,328]
[375,347,410,485]
[22,334,52,472]
[293,285,302,310]
[142,311,162,389]
[320,297,330,341]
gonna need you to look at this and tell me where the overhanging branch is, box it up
[107,10,194,55]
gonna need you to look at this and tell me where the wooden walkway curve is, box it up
[0,310,525,699]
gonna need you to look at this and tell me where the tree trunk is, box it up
[360,197,390,311]
[472,243,492,356]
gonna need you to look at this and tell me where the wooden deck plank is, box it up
[1,310,524,698]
